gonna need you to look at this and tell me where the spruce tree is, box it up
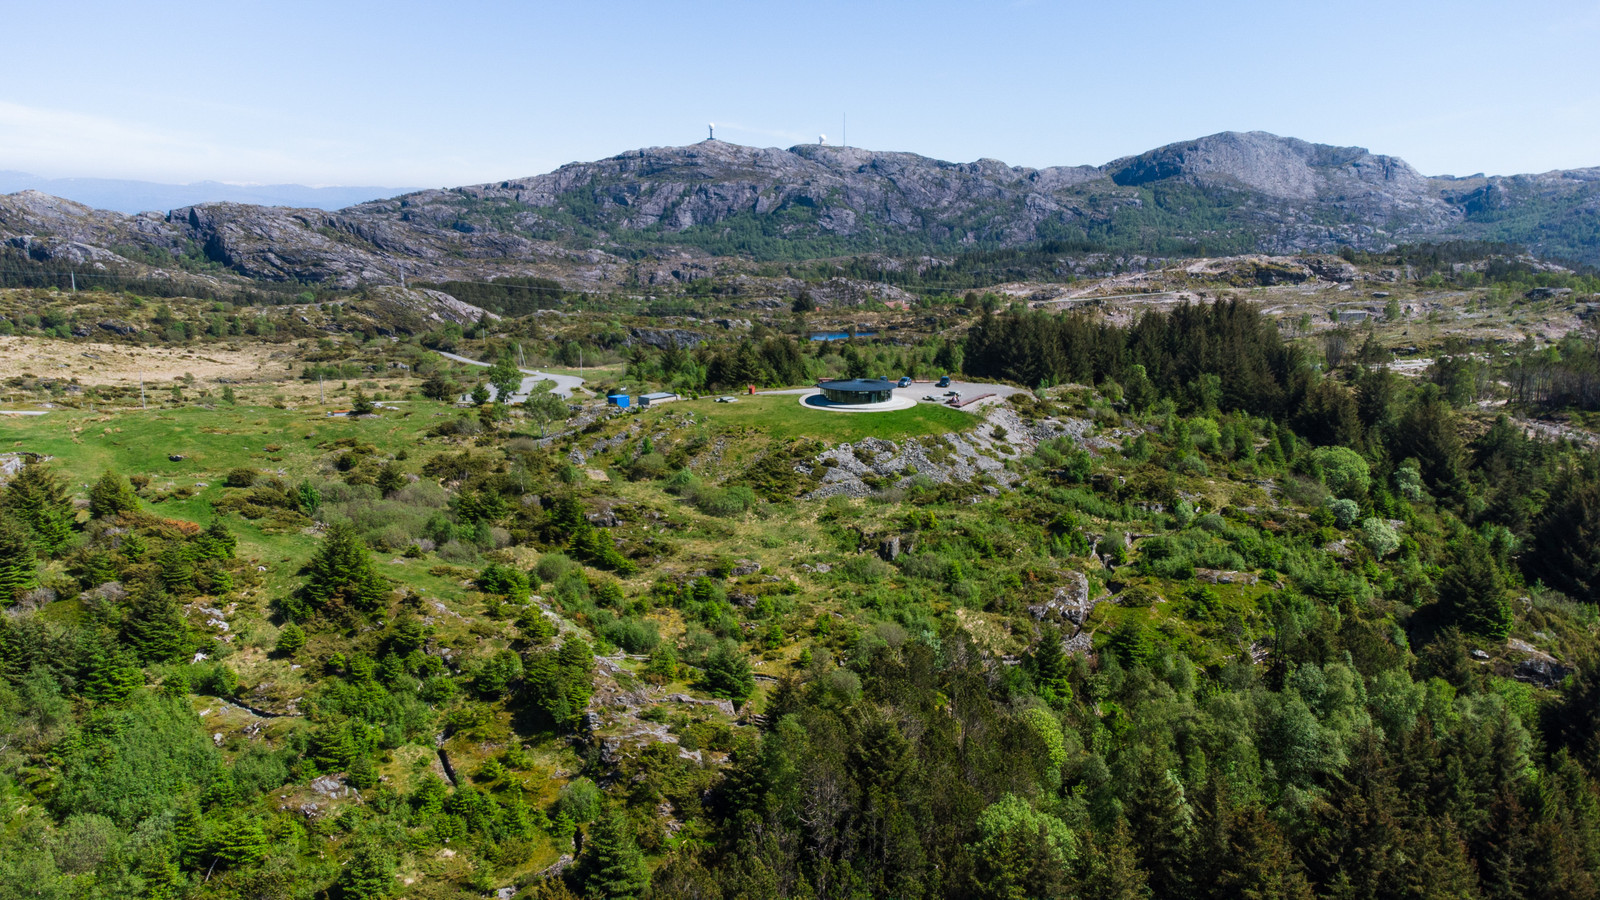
[1438,534,1512,641]
[195,518,237,561]
[293,522,390,620]
[88,469,140,519]
[122,589,189,664]
[0,512,39,605]
[580,808,649,900]
[80,631,142,703]
[211,815,267,868]
[1028,626,1073,707]
[172,798,207,870]
[156,544,196,597]
[336,841,396,900]
[275,622,306,656]
[701,641,754,703]
[3,460,75,555]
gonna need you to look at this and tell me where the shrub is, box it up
[224,468,258,488]
[1325,497,1361,529]
[693,485,757,518]
[600,617,660,654]
[1360,517,1400,557]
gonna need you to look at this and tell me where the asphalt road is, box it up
[758,379,1026,407]
[434,351,586,400]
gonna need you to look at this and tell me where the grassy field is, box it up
[643,394,978,443]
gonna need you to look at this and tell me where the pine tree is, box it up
[292,522,390,620]
[88,469,140,519]
[122,589,189,664]
[580,808,650,900]
[0,512,39,605]
[3,460,75,555]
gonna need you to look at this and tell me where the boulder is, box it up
[1028,571,1094,625]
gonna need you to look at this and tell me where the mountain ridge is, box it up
[4,131,1600,286]
[0,171,418,215]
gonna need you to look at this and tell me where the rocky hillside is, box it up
[5,132,1600,287]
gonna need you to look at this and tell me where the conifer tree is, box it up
[195,518,237,561]
[1028,627,1073,707]
[580,808,649,900]
[1438,533,1513,641]
[89,469,140,519]
[275,622,306,656]
[3,460,75,555]
[156,544,196,597]
[171,798,207,870]
[211,815,267,868]
[289,522,390,620]
[122,589,189,664]
[336,841,396,899]
[1083,819,1152,900]
[0,512,39,605]
[80,630,142,703]
[701,640,754,703]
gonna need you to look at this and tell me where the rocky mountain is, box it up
[4,131,1600,288]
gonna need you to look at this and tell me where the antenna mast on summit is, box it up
[708,122,715,141]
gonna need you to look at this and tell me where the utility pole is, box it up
[319,374,325,405]
[70,272,76,292]
[398,265,406,289]
[139,373,146,409]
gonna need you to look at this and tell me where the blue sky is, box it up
[6,0,1599,186]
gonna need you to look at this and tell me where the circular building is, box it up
[817,377,896,405]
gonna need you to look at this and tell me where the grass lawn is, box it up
[646,394,978,443]
[0,401,458,592]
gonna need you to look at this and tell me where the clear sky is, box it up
[5,0,1599,186]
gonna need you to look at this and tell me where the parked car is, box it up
[937,375,952,388]
[897,376,912,388]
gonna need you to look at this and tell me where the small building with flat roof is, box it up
[817,378,895,405]
[638,391,679,407]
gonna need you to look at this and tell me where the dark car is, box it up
[897,376,912,388]
[936,375,951,388]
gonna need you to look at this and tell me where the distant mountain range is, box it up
[0,171,417,214]
[3,132,1600,288]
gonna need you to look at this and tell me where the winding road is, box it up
[434,351,587,401]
